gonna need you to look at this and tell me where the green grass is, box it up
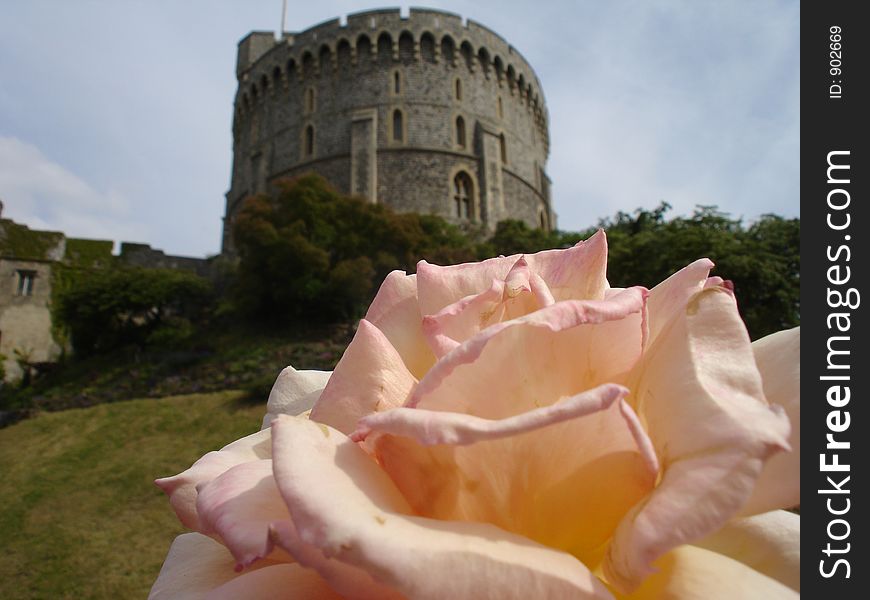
[0,390,266,599]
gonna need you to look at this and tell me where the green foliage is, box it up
[63,238,114,266]
[595,203,800,339]
[231,174,473,323]
[0,219,64,260]
[479,219,583,257]
[230,177,797,338]
[54,267,213,355]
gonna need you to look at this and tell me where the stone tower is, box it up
[223,8,552,253]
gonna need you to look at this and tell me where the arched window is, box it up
[392,109,403,142]
[454,77,462,100]
[305,87,315,113]
[420,32,436,63]
[499,133,507,163]
[455,116,466,148]
[453,172,473,219]
[304,125,314,156]
[377,32,393,65]
[393,70,401,94]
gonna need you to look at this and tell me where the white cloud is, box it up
[0,135,149,244]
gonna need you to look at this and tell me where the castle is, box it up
[223,8,553,253]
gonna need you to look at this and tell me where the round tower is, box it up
[223,8,552,253]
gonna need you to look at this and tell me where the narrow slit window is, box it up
[393,110,403,141]
[455,78,462,100]
[455,116,466,148]
[305,125,314,156]
[394,71,401,94]
[499,133,507,163]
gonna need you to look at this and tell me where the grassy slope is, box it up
[0,391,265,599]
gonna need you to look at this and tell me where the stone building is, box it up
[223,8,553,253]
[0,216,65,382]
[0,211,208,383]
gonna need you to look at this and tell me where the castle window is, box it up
[399,31,415,64]
[455,116,466,148]
[393,70,402,95]
[305,87,315,113]
[304,125,315,157]
[454,78,462,101]
[499,133,507,163]
[441,36,455,64]
[497,96,503,119]
[392,109,404,142]
[377,32,393,65]
[17,270,36,296]
[420,32,436,63]
[453,172,473,219]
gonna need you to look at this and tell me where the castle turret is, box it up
[223,8,552,253]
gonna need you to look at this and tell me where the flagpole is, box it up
[279,0,287,40]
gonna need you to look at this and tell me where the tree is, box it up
[597,204,799,339]
[231,174,474,323]
[55,267,213,355]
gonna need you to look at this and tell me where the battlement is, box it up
[236,7,546,119]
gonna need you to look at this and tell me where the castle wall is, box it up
[0,218,211,381]
[225,8,553,252]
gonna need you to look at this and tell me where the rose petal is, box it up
[271,416,614,600]
[605,284,791,592]
[416,229,608,317]
[204,563,342,600]
[354,383,656,476]
[355,384,657,564]
[740,327,801,515]
[364,270,435,378]
[693,510,800,592]
[645,258,713,347]
[262,367,331,429]
[422,257,551,357]
[410,288,647,418]
[620,544,798,599]
[196,460,291,568]
[155,429,272,530]
[310,319,417,434]
[269,519,406,600]
[149,533,275,599]
[421,278,506,358]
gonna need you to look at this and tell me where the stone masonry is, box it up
[223,8,553,253]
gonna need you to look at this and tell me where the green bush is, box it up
[231,174,473,323]
[54,267,213,355]
[592,204,799,339]
[231,178,797,339]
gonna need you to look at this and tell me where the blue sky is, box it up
[0,1,799,258]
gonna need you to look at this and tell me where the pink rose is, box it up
[151,231,800,599]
